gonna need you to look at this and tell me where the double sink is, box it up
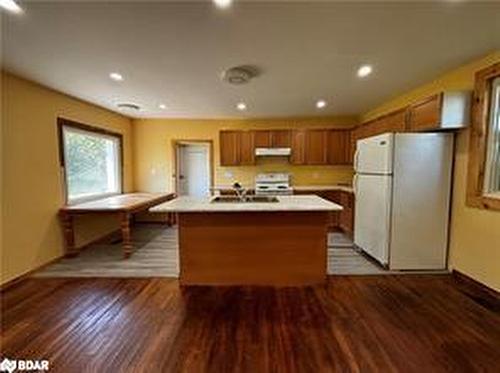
[211,195,279,203]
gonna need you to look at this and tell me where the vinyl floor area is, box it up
[2,276,500,372]
[34,224,387,278]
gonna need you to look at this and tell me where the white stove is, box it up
[255,173,293,195]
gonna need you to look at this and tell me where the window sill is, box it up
[467,194,500,211]
[67,192,122,206]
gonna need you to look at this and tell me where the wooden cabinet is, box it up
[339,191,354,237]
[220,131,240,166]
[272,130,292,147]
[239,131,255,165]
[381,108,407,133]
[354,91,469,143]
[290,130,306,165]
[293,189,340,229]
[293,189,354,234]
[254,130,291,148]
[254,131,272,148]
[220,130,255,166]
[406,92,470,132]
[220,127,359,166]
[327,130,351,165]
[305,130,328,165]
[407,94,442,132]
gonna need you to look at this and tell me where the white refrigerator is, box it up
[353,132,454,270]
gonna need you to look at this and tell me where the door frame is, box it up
[172,139,214,195]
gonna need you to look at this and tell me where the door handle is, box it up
[353,174,358,195]
[354,148,360,171]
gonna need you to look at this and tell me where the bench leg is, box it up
[121,212,133,259]
[60,213,79,257]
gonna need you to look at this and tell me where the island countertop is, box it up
[150,195,343,213]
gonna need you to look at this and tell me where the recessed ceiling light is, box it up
[316,100,327,109]
[0,0,23,14]
[357,65,373,78]
[236,102,247,111]
[213,0,232,9]
[109,72,124,81]
[159,104,167,110]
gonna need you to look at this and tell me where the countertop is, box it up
[211,185,354,194]
[150,195,343,213]
[292,185,354,193]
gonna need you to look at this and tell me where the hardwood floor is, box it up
[1,276,500,372]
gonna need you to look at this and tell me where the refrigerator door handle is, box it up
[353,174,358,195]
[354,148,360,172]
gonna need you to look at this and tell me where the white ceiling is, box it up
[2,1,500,118]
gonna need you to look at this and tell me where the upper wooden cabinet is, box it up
[220,131,240,166]
[327,130,351,165]
[221,128,354,166]
[305,130,328,165]
[254,131,272,148]
[239,131,255,165]
[407,94,442,132]
[272,130,292,147]
[254,130,291,148]
[290,130,306,165]
[407,91,470,132]
[354,91,471,144]
[381,109,407,133]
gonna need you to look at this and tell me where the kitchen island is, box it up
[151,195,342,286]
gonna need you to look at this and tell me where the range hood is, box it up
[255,147,292,156]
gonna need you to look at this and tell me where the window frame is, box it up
[57,118,124,205]
[483,77,500,197]
[466,62,500,211]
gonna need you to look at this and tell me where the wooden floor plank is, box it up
[1,276,500,372]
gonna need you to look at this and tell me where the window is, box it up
[467,62,500,211]
[484,77,500,196]
[59,119,122,204]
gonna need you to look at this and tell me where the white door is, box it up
[355,133,394,174]
[177,143,210,197]
[354,174,392,266]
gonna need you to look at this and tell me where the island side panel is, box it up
[177,211,328,286]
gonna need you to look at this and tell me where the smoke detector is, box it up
[221,65,259,85]
[117,103,141,111]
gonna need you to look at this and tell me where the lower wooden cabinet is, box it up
[339,191,354,236]
[293,189,354,235]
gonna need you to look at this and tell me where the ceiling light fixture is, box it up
[213,0,232,9]
[159,104,167,110]
[316,100,327,109]
[109,72,124,81]
[357,65,373,78]
[236,102,247,111]
[0,0,23,14]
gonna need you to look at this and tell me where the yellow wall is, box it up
[1,72,133,285]
[363,51,500,291]
[132,117,357,193]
